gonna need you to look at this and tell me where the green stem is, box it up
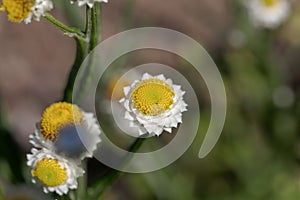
[60,3,102,102]
[89,138,145,199]
[63,38,87,102]
[45,11,89,102]
[89,3,101,51]
[85,6,92,34]
[74,3,102,102]
[76,161,87,200]
[44,13,85,39]
[62,4,102,199]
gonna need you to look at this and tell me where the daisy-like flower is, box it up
[71,0,108,8]
[119,73,188,136]
[27,148,84,195]
[0,0,53,23]
[246,0,290,28]
[29,102,101,162]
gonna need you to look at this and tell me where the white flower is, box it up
[29,102,101,162]
[246,0,290,28]
[25,0,53,24]
[71,0,108,8]
[0,0,53,24]
[119,73,188,136]
[27,148,84,196]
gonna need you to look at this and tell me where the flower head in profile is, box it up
[120,73,188,136]
[0,0,53,23]
[27,148,84,195]
[71,0,108,8]
[246,0,290,28]
[29,102,101,162]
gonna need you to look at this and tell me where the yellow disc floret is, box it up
[31,158,67,187]
[262,0,277,7]
[0,0,33,23]
[131,78,175,116]
[40,102,84,141]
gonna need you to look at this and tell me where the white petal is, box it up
[123,86,131,96]
[124,100,130,110]
[154,127,163,136]
[156,74,166,80]
[138,128,147,136]
[164,127,172,133]
[142,73,152,80]
[125,112,134,121]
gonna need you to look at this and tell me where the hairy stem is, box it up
[63,38,87,102]
[74,3,102,102]
[44,13,85,39]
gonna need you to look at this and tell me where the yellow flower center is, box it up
[262,0,277,7]
[40,102,84,141]
[0,0,33,23]
[131,78,175,116]
[31,158,67,187]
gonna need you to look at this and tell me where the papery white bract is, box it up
[120,73,188,136]
[25,0,53,24]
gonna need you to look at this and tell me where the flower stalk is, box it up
[44,13,86,39]
[48,4,102,102]
[70,4,102,102]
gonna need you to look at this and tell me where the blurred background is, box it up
[1,0,300,199]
